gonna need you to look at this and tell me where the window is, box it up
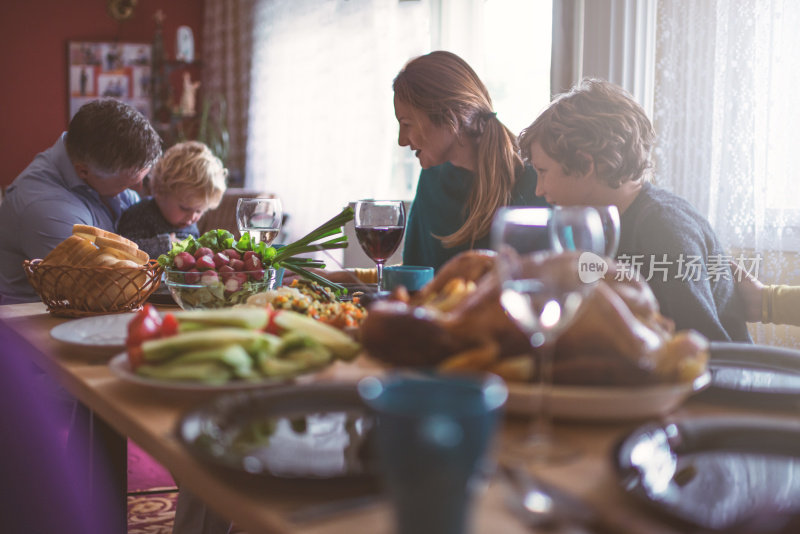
[246,0,552,251]
[483,0,552,136]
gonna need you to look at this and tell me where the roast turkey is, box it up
[360,250,709,386]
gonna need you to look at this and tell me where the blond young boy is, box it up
[118,141,227,258]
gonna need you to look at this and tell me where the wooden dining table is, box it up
[1,300,795,534]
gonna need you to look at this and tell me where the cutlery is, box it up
[500,462,622,533]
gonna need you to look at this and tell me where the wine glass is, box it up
[549,206,606,255]
[592,205,621,258]
[490,207,553,255]
[492,207,603,464]
[354,200,406,291]
[236,198,283,246]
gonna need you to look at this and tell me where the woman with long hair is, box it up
[393,50,547,270]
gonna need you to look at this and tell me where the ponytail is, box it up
[439,113,522,247]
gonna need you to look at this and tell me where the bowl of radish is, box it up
[164,247,285,310]
[164,246,283,310]
[158,207,355,310]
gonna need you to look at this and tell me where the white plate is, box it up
[108,352,292,393]
[50,313,136,349]
[505,371,712,422]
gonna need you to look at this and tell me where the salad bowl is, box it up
[164,266,284,310]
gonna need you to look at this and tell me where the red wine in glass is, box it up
[355,226,404,263]
[354,200,406,291]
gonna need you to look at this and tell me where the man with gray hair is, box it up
[0,98,162,303]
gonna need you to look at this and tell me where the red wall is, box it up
[0,0,203,188]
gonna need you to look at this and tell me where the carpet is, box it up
[128,492,178,534]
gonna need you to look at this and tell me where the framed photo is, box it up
[67,41,152,120]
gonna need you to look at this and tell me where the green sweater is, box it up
[402,163,546,271]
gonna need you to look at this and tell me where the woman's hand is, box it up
[282,267,360,285]
[730,260,764,323]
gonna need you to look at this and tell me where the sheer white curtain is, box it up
[246,0,430,257]
[655,0,800,345]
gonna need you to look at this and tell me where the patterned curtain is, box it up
[202,0,256,186]
[655,0,800,346]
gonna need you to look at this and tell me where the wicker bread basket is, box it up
[23,259,164,317]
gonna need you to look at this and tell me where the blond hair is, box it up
[519,78,654,188]
[150,141,228,208]
[393,51,523,247]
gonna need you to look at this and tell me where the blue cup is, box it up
[358,373,508,534]
[383,265,434,293]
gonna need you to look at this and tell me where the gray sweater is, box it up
[618,182,751,342]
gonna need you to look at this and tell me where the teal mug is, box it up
[383,265,434,293]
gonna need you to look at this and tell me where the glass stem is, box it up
[376,262,385,291]
[527,340,554,445]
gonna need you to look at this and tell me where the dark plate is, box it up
[338,282,378,293]
[696,342,800,409]
[146,288,177,305]
[176,383,377,484]
[336,282,378,301]
[614,416,800,532]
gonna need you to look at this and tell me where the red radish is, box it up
[223,275,244,292]
[194,247,213,259]
[223,248,241,261]
[184,268,201,284]
[200,270,220,285]
[218,264,236,281]
[230,258,245,271]
[250,269,265,281]
[213,252,230,268]
[243,254,262,271]
[173,251,196,271]
[243,251,258,262]
[195,254,215,270]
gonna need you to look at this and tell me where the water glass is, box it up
[236,197,283,246]
[358,373,508,534]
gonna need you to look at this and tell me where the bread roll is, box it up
[42,235,98,266]
[40,236,99,297]
[77,254,146,309]
[94,235,149,265]
[72,224,137,248]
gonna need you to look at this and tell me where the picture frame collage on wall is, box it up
[67,41,152,120]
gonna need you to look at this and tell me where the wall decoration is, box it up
[67,41,152,120]
[176,26,195,62]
